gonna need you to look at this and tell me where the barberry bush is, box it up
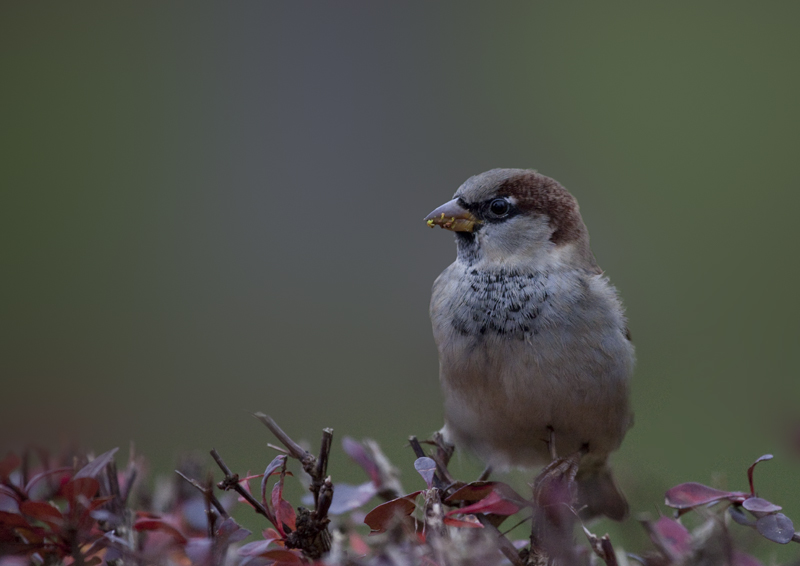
[1,414,797,566]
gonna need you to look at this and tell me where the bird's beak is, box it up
[424,199,482,232]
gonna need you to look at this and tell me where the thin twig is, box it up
[204,473,217,540]
[477,515,526,566]
[251,415,335,560]
[408,436,427,459]
[175,470,229,518]
[209,449,270,520]
[267,443,289,454]
[254,413,314,467]
[312,429,334,509]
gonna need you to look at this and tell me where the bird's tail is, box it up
[575,463,628,521]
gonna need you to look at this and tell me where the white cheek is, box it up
[474,217,560,270]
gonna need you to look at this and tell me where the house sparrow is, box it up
[425,169,634,521]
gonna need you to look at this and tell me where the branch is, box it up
[253,413,315,469]
[209,449,271,521]
[477,515,526,566]
[174,470,229,519]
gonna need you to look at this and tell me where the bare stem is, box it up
[209,449,271,521]
[254,413,314,467]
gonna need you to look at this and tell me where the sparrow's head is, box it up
[425,169,596,271]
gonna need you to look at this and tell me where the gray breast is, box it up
[448,269,560,340]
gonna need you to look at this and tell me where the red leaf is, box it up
[646,517,691,560]
[184,539,212,566]
[743,497,782,514]
[261,455,288,506]
[261,455,287,526]
[239,540,276,556]
[240,543,303,563]
[216,516,251,543]
[276,499,296,533]
[446,481,495,503]
[134,517,188,544]
[62,477,100,502]
[272,477,295,534]
[756,513,794,544]
[446,491,520,517]
[262,527,283,545]
[19,500,63,526]
[25,467,73,495]
[0,510,30,529]
[88,496,114,512]
[261,549,304,564]
[73,448,119,480]
[237,471,255,504]
[664,482,745,509]
[0,453,21,481]
[342,437,381,486]
[747,454,773,496]
[443,514,484,528]
[414,457,437,489]
[729,505,756,526]
[349,532,370,555]
[446,481,526,506]
[364,492,421,534]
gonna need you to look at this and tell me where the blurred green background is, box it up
[3,2,800,561]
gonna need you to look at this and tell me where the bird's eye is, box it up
[489,198,510,217]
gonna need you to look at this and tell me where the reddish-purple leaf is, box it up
[262,527,283,545]
[747,454,773,496]
[239,539,277,556]
[756,513,794,544]
[74,448,119,480]
[326,482,378,515]
[25,467,73,495]
[647,517,691,560]
[134,517,188,544]
[62,477,100,502]
[240,542,304,563]
[261,549,304,564]
[446,482,495,503]
[342,437,380,486]
[665,482,744,509]
[363,492,421,534]
[272,480,296,534]
[743,497,782,514]
[443,514,484,528]
[184,539,213,566]
[0,511,29,529]
[349,532,370,555]
[19,500,63,526]
[445,481,526,505]
[414,457,437,489]
[0,453,21,481]
[216,516,251,543]
[261,454,287,509]
[729,505,756,526]
[446,491,520,517]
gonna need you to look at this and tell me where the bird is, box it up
[425,168,634,521]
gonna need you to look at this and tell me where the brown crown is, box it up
[497,172,586,245]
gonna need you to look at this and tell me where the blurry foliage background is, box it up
[2,2,800,561]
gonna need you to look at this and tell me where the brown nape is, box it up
[498,172,586,245]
